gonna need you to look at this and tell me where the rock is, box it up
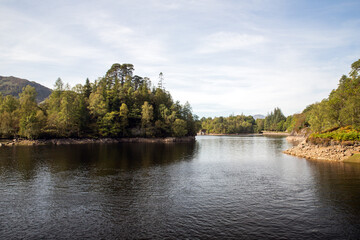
[283,140,360,162]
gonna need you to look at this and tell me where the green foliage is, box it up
[201,114,256,134]
[119,103,129,134]
[99,111,122,137]
[45,84,87,137]
[18,86,45,139]
[19,110,46,139]
[343,153,360,163]
[255,119,264,133]
[0,63,198,139]
[172,119,188,137]
[264,107,286,131]
[141,101,154,137]
[0,95,20,137]
[283,115,293,132]
[286,113,309,133]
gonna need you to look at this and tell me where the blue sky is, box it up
[1,0,360,117]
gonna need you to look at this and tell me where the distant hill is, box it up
[0,76,52,102]
[252,114,265,120]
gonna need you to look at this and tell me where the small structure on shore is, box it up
[198,129,207,135]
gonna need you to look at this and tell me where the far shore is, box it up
[0,136,196,147]
[197,133,263,136]
[197,131,289,137]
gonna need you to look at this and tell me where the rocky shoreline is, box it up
[262,131,290,136]
[0,136,196,147]
[283,138,360,162]
[198,133,263,136]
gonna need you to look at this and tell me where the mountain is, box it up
[0,76,52,102]
[252,114,265,120]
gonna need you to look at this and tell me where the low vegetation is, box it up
[310,127,360,142]
[343,153,360,163]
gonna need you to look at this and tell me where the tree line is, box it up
[0,63,199,139]
[200,107,292,134]
[201,115,256,134]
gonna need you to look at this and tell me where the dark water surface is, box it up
[1,136,360,239]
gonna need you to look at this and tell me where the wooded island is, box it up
[0,64,198,139]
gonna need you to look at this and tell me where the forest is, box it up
[0,64,199,139]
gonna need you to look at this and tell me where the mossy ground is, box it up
[343,153,360,163]
[310,126,360,142]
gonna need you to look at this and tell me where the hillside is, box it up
[0,76,51,102]
[252,114,265,120]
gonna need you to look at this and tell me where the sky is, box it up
[1,0,360,118]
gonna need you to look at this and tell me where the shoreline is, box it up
[262,131,290,136]
[197,132,289,137]
[283,137,360,162]
[0,136,196,147]
[197,133,263,136]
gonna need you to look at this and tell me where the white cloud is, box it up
[0,7,101,64]
[1,0,360,117]
[197,32,266,54]
[84,16,169,64]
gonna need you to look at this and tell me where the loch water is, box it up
[0,135,360,239]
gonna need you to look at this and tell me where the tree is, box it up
[0,95,20,137]
[132,75,143,90]
[172,119,187,137]
[59,91,84,136]
[350,59,360,78]
[119,103,129,135]
[105,63,134,86]
[19,86,45,139]
[88,90,107,118]
[182,101,196,136]
[54,77,64,91]
[99,111,121,137]
[141,101,154,136]
[255,119,264,133]
[83,78,92,98]
[264,107,286,131]
[158,72,164,89]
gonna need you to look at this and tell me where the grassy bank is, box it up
[309,126,360,142]
[343,153,360,163]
